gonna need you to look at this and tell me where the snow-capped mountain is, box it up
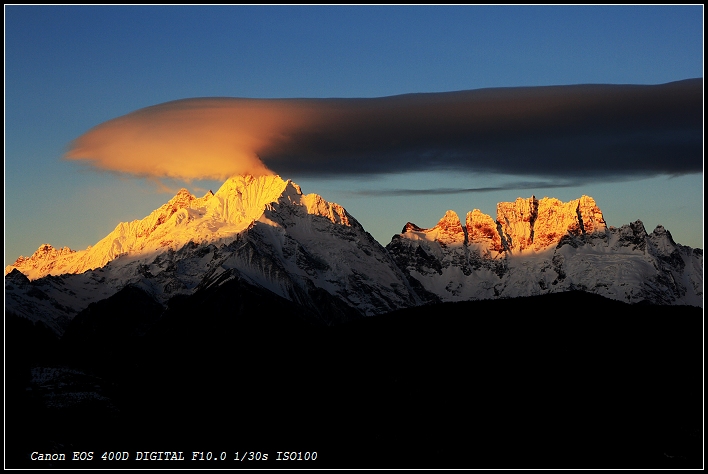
[5,174,424,333]
[5,176,702,471]
[386,195,702,306]
[5,177,702,336]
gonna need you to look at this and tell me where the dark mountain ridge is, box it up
[6,286,702,469]
[4,176,703,468]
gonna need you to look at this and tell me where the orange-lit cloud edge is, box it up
[65,79,702,184]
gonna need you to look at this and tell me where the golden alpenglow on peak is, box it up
[399,195,608,256]
[4,174,354,281]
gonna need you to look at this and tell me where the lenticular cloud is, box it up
[65,79,702,182]
[65,98,297,180]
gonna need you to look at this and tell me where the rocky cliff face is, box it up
[386,195,701,306]
[494,195,608,253]
[497,196,538,253]
[466,209,505,255]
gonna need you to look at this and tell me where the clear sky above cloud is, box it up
[5,5,704,267]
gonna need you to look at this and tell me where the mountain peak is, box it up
[576,195,606,235]
[438,210,461,226]
[399,210,465,247]
[466,209,504,252]
[27,243,75,259]
[6,244,76,278]
[496,196,539,252]
[215,174,285,198]
[396,195,610,256]
[5,173,355,281]
[387,194,702,306]
[434,211,465,246]
[166,187,196,208]
[403,222,423,233]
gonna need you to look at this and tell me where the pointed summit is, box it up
[398,210,465,248]
[6,244,77,278]
[161,187,196,210]
[211,174,289,225]
[6,173,423,330]
[433,210,465,247]
[5,174,356,281]
[577,195,606,235]
[437,210,462,228]
[466,209,504,253]
[403,222,424,233]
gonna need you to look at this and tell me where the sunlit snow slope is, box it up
[5,175,422,333]
[5,178,702,336]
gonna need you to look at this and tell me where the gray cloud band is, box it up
[351,180,587,197]
[67,78,702,182]
[262,79,701,177]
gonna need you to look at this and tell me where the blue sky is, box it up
[4,5,704,267]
